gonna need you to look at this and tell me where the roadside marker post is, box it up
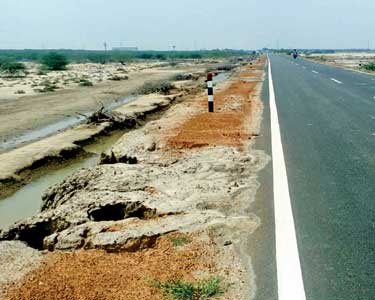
[207,73,214,112]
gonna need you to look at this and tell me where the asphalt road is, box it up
[263,55,374,300]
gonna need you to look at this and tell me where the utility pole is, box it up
[104,42,107,52]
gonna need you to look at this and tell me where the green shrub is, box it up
[360,62,375,71]
[79,79,94,87]
[156,54,167,60]
[38,80,58,92]
[170,235,191,247]
[0,49,250,65]
[190,53,202,59]
[108,75,128,81]
[14,89,26,94]
[216,64,236,71]
[138,53,154,59]
[155,277,222,300]
[0,61,26,76]
[136,80,173,95]
[197,277,222,298]
[36,69,47,75]
[41,52,68,70]
[40,85,58,92]
[317,56,327,61]
[173,73,193,81]
[87,54,107,64]
[159,280,194,300]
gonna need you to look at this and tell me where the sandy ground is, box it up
[0,61,177,100]
[0,61,209,148]
[307,52,375,72]
[0,57,267,300]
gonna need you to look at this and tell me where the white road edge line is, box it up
[268,56,307,300]
[330,78,343,84]
[312,70,319,74]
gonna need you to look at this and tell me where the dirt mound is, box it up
[168,69,260,150]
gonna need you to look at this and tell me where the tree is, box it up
[0,61,26,76]
[41,52,68,70]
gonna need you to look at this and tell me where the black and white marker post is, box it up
[207,73,214,112]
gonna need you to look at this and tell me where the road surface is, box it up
[253,54,374,300]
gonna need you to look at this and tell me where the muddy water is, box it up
[0,131,124,230]
[0,95,136,153]
[214,72,230,83]
[106,95,137,110]
[0,116,86,152]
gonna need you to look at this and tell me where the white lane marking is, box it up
[295,63,299,66]
[268,57,307,300]
[330,78,343,84]
[312,70,319,74]
[302,66,307,69]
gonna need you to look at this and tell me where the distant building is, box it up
[112,47,138,51]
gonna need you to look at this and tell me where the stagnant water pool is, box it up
[0,131,124,230]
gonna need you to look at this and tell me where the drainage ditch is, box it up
[0,131,125,230]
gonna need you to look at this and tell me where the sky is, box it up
[1,0,374,50]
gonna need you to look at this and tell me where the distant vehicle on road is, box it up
[292,49,298,59]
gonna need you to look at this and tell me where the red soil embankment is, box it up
[167,61,264,150]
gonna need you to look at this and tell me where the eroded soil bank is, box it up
[0,89,191,200]
[0,57,268,300]
[0,131,128,230]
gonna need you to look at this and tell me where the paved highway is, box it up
[254,55,374,300]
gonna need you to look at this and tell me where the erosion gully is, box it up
[0,72,230,231]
